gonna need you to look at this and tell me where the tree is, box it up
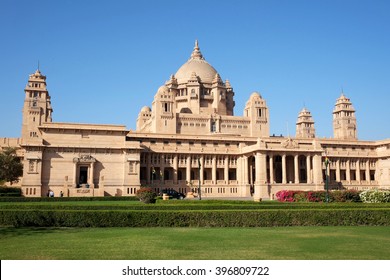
[0,147,23,185]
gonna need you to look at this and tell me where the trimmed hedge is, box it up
[0,196,139,203]
[0,209,389,227]
[0,186,22,197]
[0,202,389,211]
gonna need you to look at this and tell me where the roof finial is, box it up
[191,39,204,60]
[38,60,40,71]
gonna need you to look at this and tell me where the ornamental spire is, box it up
[190,39,204,60]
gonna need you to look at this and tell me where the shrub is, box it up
[307,191,327,202]
[332,190,361,202]
[275,190,295,202]
[275,190,362,203]
[0,186,22,197]
[360,190,390,203]
[136,187,157,204]
[293,191,307,202]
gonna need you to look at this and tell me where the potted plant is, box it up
[136,187,157,204]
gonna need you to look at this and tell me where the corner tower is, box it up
[21,69,53,142]
[333,93,357,140]
[244,92,270,137]
[296,107,315,138]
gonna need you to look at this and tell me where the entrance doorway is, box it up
[79,166,88,184]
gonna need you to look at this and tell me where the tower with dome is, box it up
[136,41,269,138]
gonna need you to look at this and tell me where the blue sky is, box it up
[0,0,389,140]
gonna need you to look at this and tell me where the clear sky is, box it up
[1,0,389,140]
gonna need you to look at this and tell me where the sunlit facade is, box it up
[1,41,389,199]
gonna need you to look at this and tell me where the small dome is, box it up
[154,85,170,100]
[141,106,151,112]
[299,107,309,114]
[175,41,219,84]
[250,91,262,99]
[157,85,169,94]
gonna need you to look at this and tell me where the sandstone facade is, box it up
[1,41,389,199]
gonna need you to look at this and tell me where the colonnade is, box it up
[142,153,235,186]
[329,158,375,184]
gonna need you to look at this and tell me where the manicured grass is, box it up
[1,226,389,260]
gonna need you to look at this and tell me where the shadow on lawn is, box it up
[0,227,73,238]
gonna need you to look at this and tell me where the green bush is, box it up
[360,190,390,203]
[332,190,361,202]
[0,186,22,197]
[136,187,157,204]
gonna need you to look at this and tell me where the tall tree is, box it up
[0,147,23,185]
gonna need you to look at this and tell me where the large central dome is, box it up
[175,40,218,84]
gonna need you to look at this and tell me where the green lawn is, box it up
[1,226,389,260]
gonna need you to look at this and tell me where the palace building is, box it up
[1,41,390,199]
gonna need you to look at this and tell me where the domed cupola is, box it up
[175,40,219,84]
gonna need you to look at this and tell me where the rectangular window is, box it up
[28,160,35,173]
[129,161,137,174]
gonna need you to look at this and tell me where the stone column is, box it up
[259,154,267,184]
[146,153,151,184]
[336,159,341,182]
[73,162,77,186]
[346,159,351,183]
[249,158,254,185]
[224,155,229,184]
[366,160,370,184]
[306,155,311,184]
[312,154,323,188]
[243,156,249,185]
[186,155,191,184]
[90,162,94,188]
[200,155,204,184]
[269,155,274,184]
[173,154,178,184]
[294,155,299,184]
[282,154,287,184]
[254,153,261,200]
[356,159,361,183]
[254,152,267,200]
[212,155,217,184]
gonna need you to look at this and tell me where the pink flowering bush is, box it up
[275,190,295,202]
[275,190,362,203]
